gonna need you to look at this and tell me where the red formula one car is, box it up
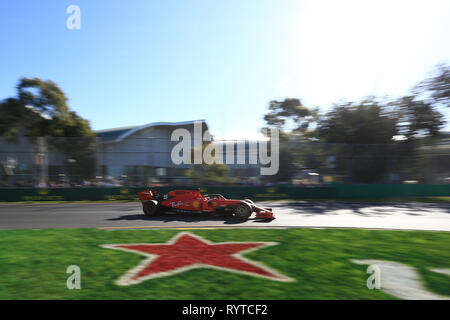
[138,188,275,220]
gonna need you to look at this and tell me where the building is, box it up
[0,119,265,187]
[95,120,209,185]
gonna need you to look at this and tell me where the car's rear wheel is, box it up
[143,201,159,217]
[233,202,252,220]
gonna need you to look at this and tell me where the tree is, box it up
[260,66,448,184]
[17,78,69,117]
[262,98,319,182]
[317,98,398,183]
[263,98,318,134]
[1,78,94,138]
[0,78,96,182]
[318,98,398,144]
[388,87,445,183]
[394,95,444,139]
[0,98,34,138]
[420,64,450,108]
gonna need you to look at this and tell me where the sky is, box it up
[1,0,449,139]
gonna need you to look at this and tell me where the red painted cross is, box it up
[102,232,294,286]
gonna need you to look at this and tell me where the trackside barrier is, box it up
[0,184,449,202]
[333,184,450,198]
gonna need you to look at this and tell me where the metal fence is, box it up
[1,135,450,188]
[1,184,449,202]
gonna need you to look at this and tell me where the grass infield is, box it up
[0,228,448,299]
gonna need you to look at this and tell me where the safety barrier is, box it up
[0,184,449,202]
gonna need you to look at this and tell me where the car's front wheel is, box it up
[143,201,159,217]
[233,202,252,220]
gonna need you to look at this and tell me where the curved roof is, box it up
[95,120,208,142]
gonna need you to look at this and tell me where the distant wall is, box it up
[0,184,449,202]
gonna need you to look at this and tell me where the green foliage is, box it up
[316,99,398,183]
[420,64,450,108]
[1,78,94,138]
[317,99,398,144]
[261,99,319,182]
[0,78,96,180]
[395,95,444,138]
[264,98,318,133]
[17,77,69,116]
[0,98,31,139]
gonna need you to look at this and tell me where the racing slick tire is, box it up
[233,202,253,220]
[143,200,159,217]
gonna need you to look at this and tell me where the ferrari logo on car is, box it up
[101,232,295,286]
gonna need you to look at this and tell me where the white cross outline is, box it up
[101,232,296,286]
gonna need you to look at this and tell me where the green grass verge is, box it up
[0,228,448,299]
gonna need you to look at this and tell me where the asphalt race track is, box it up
[0,201,449,231]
